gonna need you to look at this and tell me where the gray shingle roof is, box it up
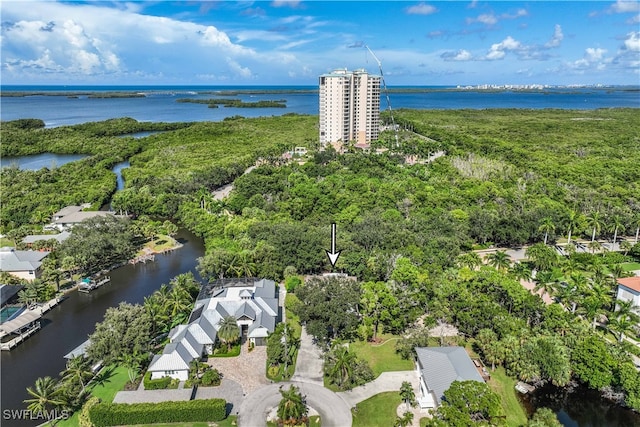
[415,346,485,405]
[0,249,49,272]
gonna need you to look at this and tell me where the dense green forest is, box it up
[3,108,640,415]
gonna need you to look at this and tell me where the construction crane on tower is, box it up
[365,45,399,148]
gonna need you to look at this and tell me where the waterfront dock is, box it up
[0,297,61,351]
[78,276,111,293]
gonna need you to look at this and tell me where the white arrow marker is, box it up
[325,223,341,267]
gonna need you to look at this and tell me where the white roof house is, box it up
[415,346,485,409]
[147,278,279,381]
[0,247,49,281]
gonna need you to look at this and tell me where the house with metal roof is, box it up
[23,231,71,247]
[415,346,485,409]
[147,278,279,381]
[0,247,49,281]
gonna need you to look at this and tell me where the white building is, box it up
[147,278,279,381]
[319,68,380,147]
[0,247,49,281]
[616,277,640,316]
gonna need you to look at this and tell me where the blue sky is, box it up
[1,1,639,86]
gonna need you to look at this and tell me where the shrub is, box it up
[285,275,302,292]
[89,399,227,426]
[143,371,172,390]
[79,396,100,427]
[201,368,221,386]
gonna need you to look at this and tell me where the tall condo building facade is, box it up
[318,68,381,146]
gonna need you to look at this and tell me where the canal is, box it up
[0,228,205,426]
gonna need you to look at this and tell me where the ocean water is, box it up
[1,85,638,127]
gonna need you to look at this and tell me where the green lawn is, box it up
[350,334,414,377]
[487,367,528,427]
[352,391,402,427]
[621,262,640,272]
[54,365,130,427]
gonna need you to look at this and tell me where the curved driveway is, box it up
[237,381,352,427]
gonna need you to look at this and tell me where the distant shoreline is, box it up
[1,85,638,98]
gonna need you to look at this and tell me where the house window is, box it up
[165,370,176,375]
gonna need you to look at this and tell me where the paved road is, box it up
[237,381,352,427]
[290,326,324,385]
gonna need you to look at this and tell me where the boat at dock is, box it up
[78,276,111,293]
[0,297,61,350]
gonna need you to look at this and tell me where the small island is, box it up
[176,98,287,108]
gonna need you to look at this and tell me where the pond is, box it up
[521,383,640,426]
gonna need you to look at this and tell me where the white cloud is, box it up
[623,31,640,51]
[271,0,302,8]
[405,3,438,15]
[610,1,640,13]
[466,9,528,25]
[0,1,256,81]
[545,24,564,48]
[586,47,607,61]
[441,49,473,61]
[226,58,253,78]
[486,36,521,60]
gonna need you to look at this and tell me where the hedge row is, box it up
[88,398,226,426]
[143,371,171,390]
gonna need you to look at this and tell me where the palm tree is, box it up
[565,209,584,245]
[327,345,357,388]
[538,217,555,245]
[165,286,190,318]
[534,269,562,299]
[277,385,308,426]
[456,252,482,270]
[525,243,559,271]
[61,356,93,391]
[608,315,637,343]
[586,211,605,243]
[578,296,605,330]
[395,411,415,427]
[588,240,602,254]
[608,300,640,342]
[632,212,640,244]
[556,282,580,313]
[607,214,626,248]
[620,240,632,256]
[217,315,240,351]
[399,381,416,407]
[486,250,511,271]
[24,376,64,413]
[509,262,531,282]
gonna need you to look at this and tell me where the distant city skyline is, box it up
[1,1,639,86]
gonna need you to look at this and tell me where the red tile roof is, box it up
[618,277,640,293]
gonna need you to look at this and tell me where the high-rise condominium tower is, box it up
[318,68,381,147]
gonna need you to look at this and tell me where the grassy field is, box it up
[55,365,130,427]
[352,391,402,427]
[621,262,640,272]
[350,334,414,377]
[487,367,528,427]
